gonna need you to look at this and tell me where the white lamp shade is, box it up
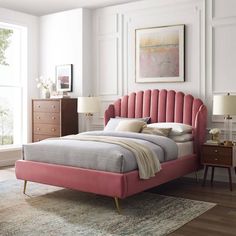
[213,94,236,115]
[77,97,100,114]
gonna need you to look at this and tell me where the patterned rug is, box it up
[0,180,215,236]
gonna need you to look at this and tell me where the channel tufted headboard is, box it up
[104,89,207,156]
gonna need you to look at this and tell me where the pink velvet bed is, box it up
[15,89,207,211]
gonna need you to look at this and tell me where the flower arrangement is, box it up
[36,76,53,91]
[209,128,221,143]
[209,128,220,135]
[36,76,53,98]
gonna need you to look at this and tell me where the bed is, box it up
[15,89,207,212]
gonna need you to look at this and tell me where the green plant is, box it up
[0,28,13,65]
[0,106,13,145]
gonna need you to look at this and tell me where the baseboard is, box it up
[0,149,21,167]
[186,168,236,183]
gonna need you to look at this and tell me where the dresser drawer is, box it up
[33,112,60,124]
[33,100,60,113]
[33,134,58,142]
[33,124,60,136]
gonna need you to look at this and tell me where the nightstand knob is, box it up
[52,116,55,120]
[214,158,218,161]
[51,128,55,132]
[214,149,218,153]
[52,105,55,108]
[37,105,40,108]
[37,128,40,131]
[37,116,40,119]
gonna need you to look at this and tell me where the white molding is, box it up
[212,0,236,21]
[95,13,123,101]
[97,37,119,97]
[0,157,19,167]
[98,13,119,35]
[211,22,236,94]
[187,169,236,183]
[196,3,206,100]
[123,0,205,96]
[0,149,21,167]
[212,16,236,27]
[93,0,206,122]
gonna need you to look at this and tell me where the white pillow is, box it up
[147,122,192,136]
[170,133,193,142]
[141,127,172,137]
[104,117,150,131]
[115,120,146,133]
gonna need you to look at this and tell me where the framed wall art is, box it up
[135,25,184,83]
[56,64,73,92]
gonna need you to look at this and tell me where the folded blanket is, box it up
[61,134,161,179]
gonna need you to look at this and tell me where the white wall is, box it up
[204,0,236,183]
[206,0,236,130]
[40,8,93,98]
[0,7,39,166]
[92,0,236,182]
[92,0,205,128]
[40,8,93,132]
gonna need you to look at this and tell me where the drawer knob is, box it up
[52,116,56,120]
[52,105,55,108]
[214,149,218,153]
[51,128,55,132]
[214,158,218,161]
[37,116,40,119]
[37,105,40,108]
[37,139,40,141]
[37,128,40,131]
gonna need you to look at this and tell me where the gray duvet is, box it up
[23,131,178,173]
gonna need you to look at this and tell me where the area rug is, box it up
[0,180,215,236]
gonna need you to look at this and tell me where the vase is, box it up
[41,89,50,99]
[212,133,220,143]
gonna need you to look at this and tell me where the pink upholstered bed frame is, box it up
[15,89,207,200]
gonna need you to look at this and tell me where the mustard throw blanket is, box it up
[61,135,161,179]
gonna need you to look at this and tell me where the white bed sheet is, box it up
[177,141,193,157]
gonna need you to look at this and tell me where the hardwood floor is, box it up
[150,178,236,236]
[1,166,236,235]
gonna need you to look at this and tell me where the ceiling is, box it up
[0,0,142,16]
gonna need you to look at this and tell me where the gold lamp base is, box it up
[223,140,234,146]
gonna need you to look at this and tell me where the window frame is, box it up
[0,22,27,149]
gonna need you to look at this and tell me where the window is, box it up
[0,23,26,147]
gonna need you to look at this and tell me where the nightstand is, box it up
[201,143,236,191]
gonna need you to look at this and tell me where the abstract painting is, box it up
[135,25,184,83]
[56,64,73,92]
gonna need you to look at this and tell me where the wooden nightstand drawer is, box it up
[33,100,60,113]
[34,112,60,124]
[202,146,232,158]
[203,154,232,165]
[202,145,232,166]
[202,144,236,191]
[34,124,60,136]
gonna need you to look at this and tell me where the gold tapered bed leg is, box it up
[195,171,199,183]
[114,197,121,214]
[23,180,27,194]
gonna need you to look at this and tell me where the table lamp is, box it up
[77,96,100,131]
[213,93,236,146]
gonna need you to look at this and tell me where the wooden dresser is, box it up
[32,98,78,142]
